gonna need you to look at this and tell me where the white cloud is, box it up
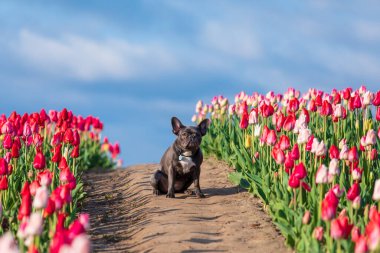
[13,29,178,81]
[200,21,262,60]
[354,20,380,42]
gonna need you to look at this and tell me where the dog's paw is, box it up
[195,189,205,198]
[166,191,175,198]
[184,189,195,195]
[153,189,161,196]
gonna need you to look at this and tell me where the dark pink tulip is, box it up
[279,135,290,151]
[353,94,362,109]
[284,154,294,173]
[0,176,8,190]
[321,190,339,221]
[329,145,340,159]
[43,197,55,218]
[288,98,299,113]
[355,236,369,253]
[283,114,296,132]
[64,128,74,144]
[290,144,300,160]
[239,112,249,130]
[51,144,62,163]
[3,134,12,149]
[0,158,8,176]
[348,146,359,162]
[33,151,46,170]
[333,93,341,105]
[370,149,378,161]
[293,163,307,180]
[376,107,380,121]
[321,100,333,116]
[71,145,80,158]
[301,182,311,192]
[38,170,53,187]
[11,143,20,158]
[347,182,360,201]
[309,99,317,112]
[351,226,361,242]
[306,135,314,151]
[58,157,68,170]
[288,174,300,188]
[72,129,80,146]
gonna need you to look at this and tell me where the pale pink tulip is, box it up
[316,164,329,184]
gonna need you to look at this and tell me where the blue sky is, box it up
[1,1,380,165]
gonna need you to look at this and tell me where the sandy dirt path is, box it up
[82,157,291,253]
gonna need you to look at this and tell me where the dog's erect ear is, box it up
[171,117,184,135]
[198,119,211,136]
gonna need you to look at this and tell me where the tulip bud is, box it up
[313,226,324,241]
[352,196,361,209]
[302,210,311,224]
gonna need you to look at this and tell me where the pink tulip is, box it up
[297,128,311,145]
[313,226,324,241]
[352,167,362,181]
[321,190,339,221]
[272,148,285,165]
[279,135,290,151]
[351,226,361,242]
[332,184,345,198]
[328,159,340,176]
[316,164,328,184]
[25,212,43,236]
[248,108,258,124]
[0,232,19,253]
[315,141,327,157]
[353,196,361,209]
[373,179,380,201]
[33,186,49,209]
[266,130,277,146]
[38,170,52,187]
[302,210,311,224]
[330,213,353,239]
[355,236,368,253]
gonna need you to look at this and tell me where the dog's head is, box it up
[171,117,210,153]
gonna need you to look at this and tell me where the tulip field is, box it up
[193,87,380,253]
[0,108,120,252]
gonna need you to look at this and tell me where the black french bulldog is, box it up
[150,117,210,198]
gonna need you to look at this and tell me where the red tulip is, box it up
[260,103,274,118]
[347,182,360,201]
[72,130,80,146]
[301,182,311,192]
[373,91,380,106]
[353,94,362,109]
[376,107,380,121]
[279,135,290,151]
[321,100,333,116]
[11,143,20,158]
[330,214,353,239]
[0,158,8,176]
[33,133,43,147]
[333,93,341,105]
[284,154,294,173]
[290,144,300,161]
[63,128,74,144]
[51,144,62,163]
[33,151,46,170]
[288,98,299,113]
[329,145,340,159]
[366,217,380,250]
[59,157,68,170]
[371,149,378,161]
[71,145,80,158]
[351,226,361,243]
[288,174,300,188]
[321,190,339,221]
[260,126,269,144]
[343,88,352,100]
[18,183,31,220]
[43,197,56,218]
[293,163,307,180]
[309,99,317,112]
[306,135,314,151]
[0,176,8,190]
[348,146,359,162]
[283,114,296,132]
[239,112,249,129]
[315,94,323,107]
[3,134,12,149]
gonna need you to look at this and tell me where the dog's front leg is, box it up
[166,165,175,198]
[193,167,205,198]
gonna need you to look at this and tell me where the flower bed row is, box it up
[0,108,120,253]
[194,87,380,252]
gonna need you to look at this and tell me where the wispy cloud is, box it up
[12,29,178,81]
